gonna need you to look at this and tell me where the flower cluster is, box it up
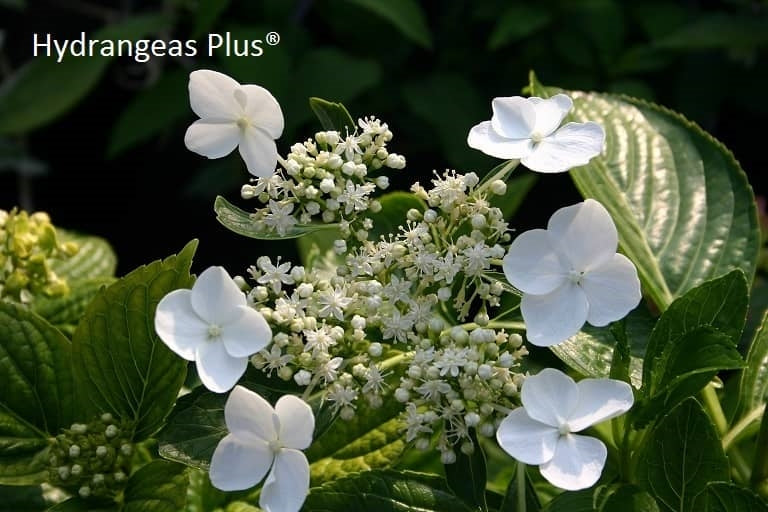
[0,208,79,303]
[240,118,405,239]
[47,414,135,500]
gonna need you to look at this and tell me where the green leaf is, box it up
[123,460,189,512]
[652,13,768,51]
[636,399,730,512]
[541,489,594,512]
[52,230,117,281]
[107,69,189,158]
[739,311,768,415]
[191,0,231,38]
[499,465,541,512]
[214,195,332,240]
[71,240,197,441]
[528,74,759,311]
[33,278,114,330]
[305,393,406,485]
[595,484,659,512]
[344,0,432,49]
[0,302,77,484]
[642,270,749,392]
[444,430,487,510]
[45,498,114,511]
[157,387,227,471]
[692,482,768,511]
[487,5,552,49]
[0,15,168,135]
[308,97,356,134]
[303,469,473,511]
[0,485,48,511]
[550,306,655,386]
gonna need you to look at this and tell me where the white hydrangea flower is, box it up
[210,386,314,512]
[503,199,641,346]
[154,266,272,392]
[496,368,634,490]
[467,94,604,173]
[184,69,284,177]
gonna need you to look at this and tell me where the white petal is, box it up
[467,121,533,159]
[222,306,273,358]
[195,341,248,393]
[154,289,207,360]
[209,434,273,491]
[240,84,284,139]
[503,229,568,295]
[260,449,310,512]
[190,266,246,325]
[184,120,241,159]
[539,434,607,491]
[521,368,578,427]
[225,385,278,443]
[546,199,618,272]
[581,254,642,326]
[496,408,559,465]
[521,283,589,346]
[490,96,536,139]
[528,94,573,137]
[567,378,635,432]
[521,121,604,173]
[239,127,279,178]
[275,395,315,450]
[188,69,241,120]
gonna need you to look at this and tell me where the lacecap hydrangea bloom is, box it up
[468,94,604,173]
[184,69,284,177]
[496,368,634,490]
[154,266,272,392]
[210,386,314,512]
[502,199,641,346]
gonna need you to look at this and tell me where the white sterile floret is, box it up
[184,69,284,177]
[502,199,641,346]
[154,266,272,392]
[210,386,314,512]
[467,94,604,173]
[496,368,634,490]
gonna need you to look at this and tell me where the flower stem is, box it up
[701,383,751,483]
[516,461,527,512]
[722,403,766,450]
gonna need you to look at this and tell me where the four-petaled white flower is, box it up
[503,199,641,346]
[155,266,272,392]
[496,368,634,490]
[467,94,604,173]
[210,386,314,512]
[184,69,284,177]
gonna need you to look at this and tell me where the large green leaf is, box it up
[528,75,759,311]
[0,15,168,135]
[52,230,117,281]
[541,489,594,512]
[739,311,768,416]
[303,469,473,511]
[122,460,189,512]
[0,302,76,484]
[596,484,659,512]
[344,0,433,49]
[692,482,768,511]
[444,431,487,510]
[0,485,48,511]
[636,399,730,512]
[305,394,406,485]
[71,241,197,441]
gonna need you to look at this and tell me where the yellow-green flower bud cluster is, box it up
[240,116,405,244]
[0,208,78,303]
[47,414,134,499]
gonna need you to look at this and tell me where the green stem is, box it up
[701,384,751,483]
[459,321,526,331]
[516,461,526,512]
[750,403,768,498]
[722,403,766,451]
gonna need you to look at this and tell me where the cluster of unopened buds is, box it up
[0,208,78,303]
[153,69,646,510]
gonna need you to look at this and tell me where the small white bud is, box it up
[423,209,438,223]
[96,446,108,457]
[464,412,481,427]
[105,425,118,438]
[437,287,452,302]
[490,180,507,195]
[69,445,80,458]
[78,486,91,498]
[394,388,410,402]
[294,370,312,386]
[440,449,457,464]
[375,176,390,189]
[477,364,493,380]
[340,406,356,421]
[71,464,83,476]
[460,441,475,455]
[368,342,383,357]
[333,239,347,254]
[470,214,486,229]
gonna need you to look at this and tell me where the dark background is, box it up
[1,0,767,276]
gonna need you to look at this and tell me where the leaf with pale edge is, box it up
[308,97,356,134]
[303,469,473,511]
[71,240,197,441]
[0,302,76,484]
[636,399,729,512]
[214,195,330,240]
[692,482,768,511]
[739,311,768,416]
[53,230,117,281]
[123,460,189,512]
[528,73,759,312]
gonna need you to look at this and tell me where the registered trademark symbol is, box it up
[266,32,280,46]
